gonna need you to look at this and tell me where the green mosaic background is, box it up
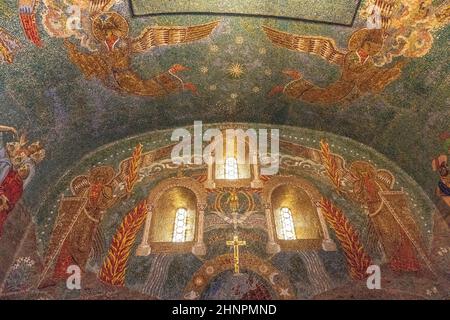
[132,0,361,25]
[0,0,448,213]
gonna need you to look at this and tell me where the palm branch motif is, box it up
[125,143,143,194]
[320,139,342,193]
[99,201,148,286]
[318,198,372,280]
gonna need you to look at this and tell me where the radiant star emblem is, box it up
[227,63,245,78]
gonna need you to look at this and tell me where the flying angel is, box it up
[21,0,134,48]
[66,12,219,97]
[262,26,406,105]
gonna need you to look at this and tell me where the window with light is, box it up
[225,157,239,179]
[279,207,296,240]
[172,208,188,242]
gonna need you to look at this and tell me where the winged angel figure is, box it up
[18,0,119,47]
[264,0,450,104]
[263,26,405,105]
[65,12,219,97]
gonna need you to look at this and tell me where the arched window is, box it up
[279,207,296,240]
[225,157,239,180]
[137,179,208,257]
[172,208,189,242]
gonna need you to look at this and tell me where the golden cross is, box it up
[226,235,246,274]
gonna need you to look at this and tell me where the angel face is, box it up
[17,163,31,180]
[358,29,384,56]
[88,166,115,186]
[92,12,129,51]
[362,38,383,56]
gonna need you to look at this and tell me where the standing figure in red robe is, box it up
[0,125,45,238]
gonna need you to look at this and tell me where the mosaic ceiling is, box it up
[0,0,449,301]
[0,0,448,210]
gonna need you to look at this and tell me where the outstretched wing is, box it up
[369,0,397,30]
[131,20,220,54]
[18,0,43,47]
[263,26,346,66]
[89,0,117,14]
[237,211,259,224]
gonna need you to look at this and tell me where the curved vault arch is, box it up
[183,253,294,300]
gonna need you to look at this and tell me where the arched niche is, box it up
[149,187,197,243]
[136,177,208,256]
[261,176,336,254]
[271,184,322,240]
[204,129,263,189]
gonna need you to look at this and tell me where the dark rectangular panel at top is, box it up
[131,0,362,25]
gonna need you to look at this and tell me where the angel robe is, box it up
[283,51,402,104]
[65,41,186,97]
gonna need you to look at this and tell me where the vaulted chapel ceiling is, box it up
[0,0,449,301]
[0,0,448,209]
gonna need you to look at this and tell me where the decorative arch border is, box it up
[136,177,208,256]
[203,129,264,189]
[262,175,323,204]
[147,176,207,206]
[261,176,336,253]
[183,253,295,300]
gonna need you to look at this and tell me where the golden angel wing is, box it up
[370,0,397,30]
[262,26,346,66]
[131,20,220,54]
[89,0,116,14]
